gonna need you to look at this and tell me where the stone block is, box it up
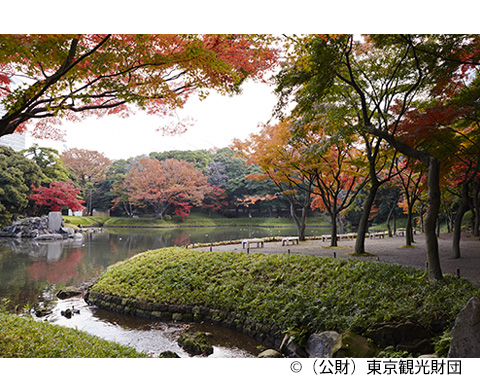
[448,297,480,358]
[47,211,63,232]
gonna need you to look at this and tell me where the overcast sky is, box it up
[9,2,479,161]
[27,77,280,160]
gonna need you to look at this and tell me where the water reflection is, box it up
[46,296,258,358]
[1,226,326,357]
[0,226,325,309]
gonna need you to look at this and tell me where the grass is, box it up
[63,212,329,228]
[91,247,479,338]
[0,310,149,358]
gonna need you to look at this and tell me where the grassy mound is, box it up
[91,247,479,335]
[0,311,148,358]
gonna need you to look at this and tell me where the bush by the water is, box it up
[91,247,479,336]
[0,310,148,358]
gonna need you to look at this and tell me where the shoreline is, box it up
[195,232,480,286]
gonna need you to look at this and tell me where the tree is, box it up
[30,181,85,212]
[274,34,480,280]
[211,147,280,215]
[0,146,43,225]
[0,34,277,138]
[395,157,427,246]
[303,132,367,246]
[202,186,228,216]
[62,148,112,215]
[204,160,229,188]
[374,183,402,237]
[151,150,213,170]
[22,144,70,185]
[398,102,480,257]
[118,158,210,219]
[233,119,313,240]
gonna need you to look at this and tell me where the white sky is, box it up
[26,78,279,160]
[7,2,480,162]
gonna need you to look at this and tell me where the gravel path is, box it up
[197,232,480,286]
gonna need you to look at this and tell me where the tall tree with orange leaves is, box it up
[118,158,210,219]
[233,119,313,240]
[301,131,368,246]
[62,148,112,215]
[0,34,278,139]
[235,117,368,245]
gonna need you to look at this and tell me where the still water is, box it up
[0,225,325,357]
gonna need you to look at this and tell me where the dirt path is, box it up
[196,232,480,286]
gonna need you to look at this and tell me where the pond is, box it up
[0,225,327,357]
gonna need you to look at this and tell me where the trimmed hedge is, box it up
[90,247,480,337]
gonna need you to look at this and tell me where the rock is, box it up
[366,320,434,355]
[279,333,308,358]
[57,286,82,299]
[258,349,283,358]
[61,306,80,318]
[0,215,78,241]
[306,331,341,358]
[48,211,63,232]
[448,297,480,358]
[159,351,181,358]
[280,334,308,358]
[59,227,75,237]
[35,308,53,317]
[34,233,64,240]
[331,331,379,358]
[177,329,214,356]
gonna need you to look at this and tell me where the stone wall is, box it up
[86,291,284,349]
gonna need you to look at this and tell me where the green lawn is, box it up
[63,212,329,228]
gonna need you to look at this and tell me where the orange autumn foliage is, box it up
[0,34,278,139]
[118,158,210,219]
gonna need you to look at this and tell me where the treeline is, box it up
[0,144,304,224]
[0,141,459,233]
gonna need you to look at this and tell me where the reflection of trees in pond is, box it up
[26,249,85,285]
[1,226,332,310]
[172,231,191,247]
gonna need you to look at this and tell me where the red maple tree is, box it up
[30,181,85,212]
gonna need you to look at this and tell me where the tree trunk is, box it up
[473,184,480,237]
[405,204,414,246]
[420,202,425,233]
[330,212,338,247]
[424,157,443,281]
[453,181,470,259]
[393,210,397,235]
[291,202,307,241]
[365,127,442,280]
[354,182,379,254]
[386,194,399,238]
